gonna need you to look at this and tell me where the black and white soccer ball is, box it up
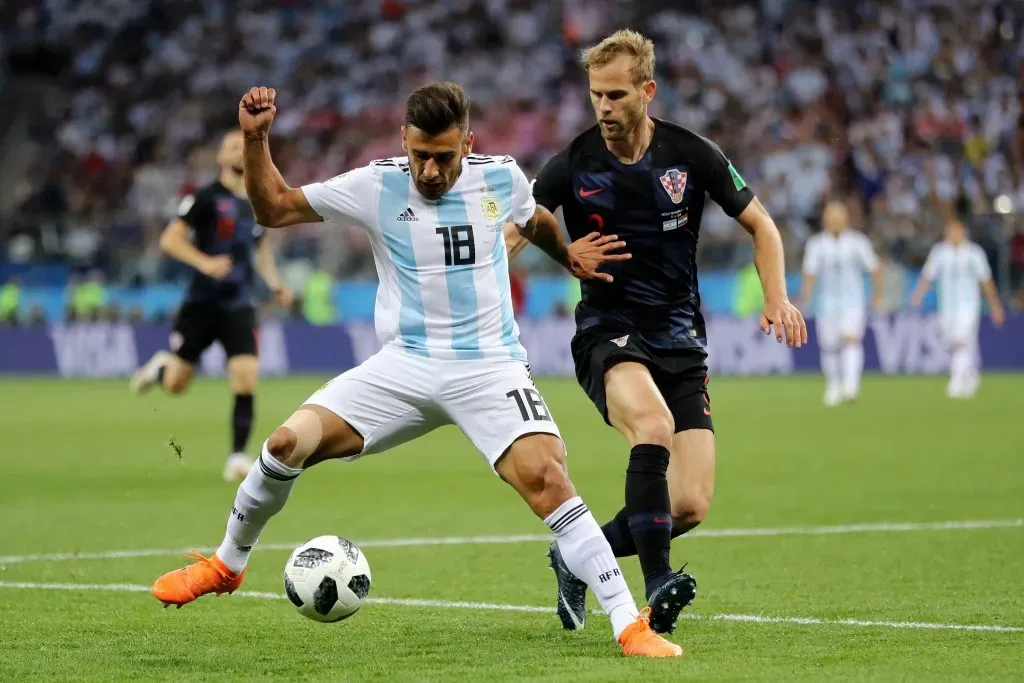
[283,535,372,622]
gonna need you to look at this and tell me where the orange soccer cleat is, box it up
[151,551,246,607]
[617,608,684,657]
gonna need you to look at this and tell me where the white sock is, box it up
[545,496,639,639]
[821,350,840,392]
[968,344,982,393]
[840,344,864,397]
[215,441,301,573]
[950,347,972,395]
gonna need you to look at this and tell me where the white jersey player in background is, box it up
[801,200,882,406]
[150,83,683,658]
[910,218,1005,398]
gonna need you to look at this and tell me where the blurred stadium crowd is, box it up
[3,0,1024,323]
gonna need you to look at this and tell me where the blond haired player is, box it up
[521,29,806,634]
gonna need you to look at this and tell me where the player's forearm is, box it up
[869,269,884,308]
[871,269,883,295]
[519,209,570,269]
[909,278,931,306]
[160,230,210,272]
[799,274,815,308]
[751,222,789,304]
[981,280,1004,313]
[242,132,292,227]
[255,243,283,291]
[503,223,529,261]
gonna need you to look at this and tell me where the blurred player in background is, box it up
[910,218,1005,398]
[523,29,806,635]
[129,130,293,481]
[150,83,683,657]
[801,199,882,406]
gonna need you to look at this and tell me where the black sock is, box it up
[156,365,166,383]
[624,444,673,598]
[601,508,635,557]
[232,394,254,453]
[602,509,696,558]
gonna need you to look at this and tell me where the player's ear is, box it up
[401,126,408,153]
[463,130,474,157]
[642,80,657,105]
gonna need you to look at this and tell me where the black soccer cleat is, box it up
[645,568,697,634]
[547,542,588,630]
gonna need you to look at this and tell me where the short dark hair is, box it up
[404,82,470,136]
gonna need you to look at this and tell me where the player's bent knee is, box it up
[628,409,674,447]
[161,358,193,394]
[163,376,190,394]
[230,375,258,394]
[227,355,259,393]
[291,405,364,468]
[266,427,298,465]
[498,435,575,517]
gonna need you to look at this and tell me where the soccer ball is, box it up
[283,535,372,622]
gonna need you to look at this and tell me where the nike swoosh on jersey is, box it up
[579,187,604,197]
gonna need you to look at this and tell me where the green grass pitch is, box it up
[0,374,1021,681]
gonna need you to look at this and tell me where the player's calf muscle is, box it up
[670,490,711,529]
[667,431,715,529]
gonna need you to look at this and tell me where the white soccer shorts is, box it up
[816,310,867,350]
[304,343,562,471]
[939,312,980,346]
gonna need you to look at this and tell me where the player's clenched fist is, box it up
[239,87,278,136]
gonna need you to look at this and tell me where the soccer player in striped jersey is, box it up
[801,199,882,406]
[150,82,683,657]
[910,218,1005,398]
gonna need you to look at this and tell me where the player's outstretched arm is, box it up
[980,278,1006,327]
[908,275,932,309]
[736,198,807,347]
[239,87,322,229]
[519,206,630,282]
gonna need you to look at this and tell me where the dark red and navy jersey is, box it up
[177,181,264,309]
[532,118,754,349]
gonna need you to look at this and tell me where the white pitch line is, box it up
[0,581,1018,633]
[0,518,1020,566]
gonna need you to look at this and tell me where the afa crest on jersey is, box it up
[481,195,501,221]
[659,169,687,205]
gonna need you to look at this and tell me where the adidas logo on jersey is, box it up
[397,208,418,222]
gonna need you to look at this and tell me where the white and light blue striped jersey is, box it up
[301,154,532,361]
[802,230,878,317]
[921,240,991,318]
